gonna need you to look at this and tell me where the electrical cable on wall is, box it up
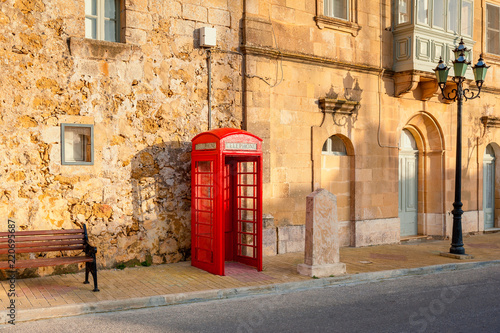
[245,15,284,88]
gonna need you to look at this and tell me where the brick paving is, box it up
[0,232,499,313]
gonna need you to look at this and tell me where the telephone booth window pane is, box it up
[235,160,258,259]
[241,222,254,233]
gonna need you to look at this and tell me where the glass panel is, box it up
[399,0,411,24]
[488,30,500,55]
[241,222,254,233]
[461,1,472,36]
[240,210,255,222]
[417,0,428,24]
[197,161,212,173]
[448,0,459,33]
[198,199,212,211]
[487,5,500,55]
[104,20,117,42]
[488,4,500,30]
[240,185,254,197]
[197,211,212,224]
[85,17,97,39]
[333,0,348,20]
[322,139,329,152]
[239,245,253,257]
[330,136,347,155]
[240,234,254,246]
[85,0,97,16]
[239,198,254,209]
[104,0,116,18]
[64,126,91,163]
[433,0,445,29]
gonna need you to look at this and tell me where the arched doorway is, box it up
[399,129,418,236]
[483,144,495,229]
[320,135,351,228]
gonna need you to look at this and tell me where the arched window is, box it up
[322,135,347,156]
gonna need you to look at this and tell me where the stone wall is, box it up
[0,0,244,271]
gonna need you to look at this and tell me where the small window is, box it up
[324,0,349,20]
[487,3,500,55]
[322,136,347,156]
[85,0,120,42]
[61,124,94,165]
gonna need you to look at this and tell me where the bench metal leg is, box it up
[90,258,99,292]
[84,262,90,284]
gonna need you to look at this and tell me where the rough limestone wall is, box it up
[0,0,243,272]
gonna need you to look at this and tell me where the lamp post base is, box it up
[440,252,474,260]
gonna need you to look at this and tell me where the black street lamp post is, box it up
[433,38,489,255]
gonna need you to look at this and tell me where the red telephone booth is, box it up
[191,128,263,275]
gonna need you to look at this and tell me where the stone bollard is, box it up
[297,189,346,277]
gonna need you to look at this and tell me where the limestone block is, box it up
[208,8,231,27]
[277,225,305,254]
[262,213,274,229]
[262,228,277,256]
[297,189,346,277]
[126,10,153,30]
[183,4,208,23]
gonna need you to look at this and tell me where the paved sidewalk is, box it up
[0,232,499,324]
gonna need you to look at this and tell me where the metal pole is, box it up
[450,81,465,255]
[207,49,212,130]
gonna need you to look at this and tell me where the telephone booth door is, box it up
[191,157,222,275]
[224,157,261,269]
[191,128,262,276]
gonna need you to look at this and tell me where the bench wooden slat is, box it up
[0,256,93,269]
[0,229,83,237]
[0,240,85,249]
[0,234,84,243]
[0,245,85,255]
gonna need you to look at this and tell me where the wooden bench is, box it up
[0,225,99,291]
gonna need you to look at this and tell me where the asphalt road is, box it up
[4,265,500,333]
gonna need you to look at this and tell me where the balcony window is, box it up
[417,0,429,25]
[448,0,459,33]
[399,0,412,24]
[433,0,445,29]
[461,1,473,36]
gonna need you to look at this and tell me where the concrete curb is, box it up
[2,260,500,325]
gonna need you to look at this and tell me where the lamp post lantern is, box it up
[433,38,489,255]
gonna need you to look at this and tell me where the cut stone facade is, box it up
[2,0,500,275]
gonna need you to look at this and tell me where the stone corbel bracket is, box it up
[394,71,420,97]
[481,116,500,128]
[420,80,439,101]
[319,98,359,115]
